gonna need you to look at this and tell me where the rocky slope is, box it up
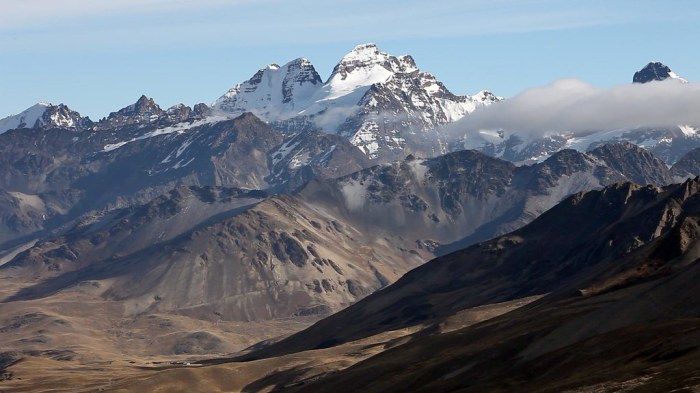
[298,142,674,255]
[233,178,700,393]
[97,176,700,393]
[0,109,370,249]
[0,143,675,326]
[1,190,427,323]
[3,186,267,278]
[671,146,700,181]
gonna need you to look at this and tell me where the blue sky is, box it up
[1,0,699,120]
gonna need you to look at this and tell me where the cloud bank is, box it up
[456,79,700,137]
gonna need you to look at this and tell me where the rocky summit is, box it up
[633,61,688,83]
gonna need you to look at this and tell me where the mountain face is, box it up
[1,97,212,137]
[299,143,674,256]
[2,187,427,322]
[586,141,673,185]
[266,131,372,191]
[3,186,268,277]
[243,177,700,383]
[215,58,323,120]
[214,43,500,161]
[0,51,695,326]
[671,147,700,181]
[461,124,700,167]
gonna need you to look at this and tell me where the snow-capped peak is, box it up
[328,43,417,84]
[0,103,50,134]
[213,43,439,127]
[213,56,323,120]
[397,54,417,71]
[301,44,422,121]
[338,44,416,70]
[0,102,92,134]
[213,43,501,161]
[472,90,503,102]
[339,43,384,63]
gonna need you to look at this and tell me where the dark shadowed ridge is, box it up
[235,177,700,363]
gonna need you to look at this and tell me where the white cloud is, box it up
[311,106,361,131]
[454,79,700,137]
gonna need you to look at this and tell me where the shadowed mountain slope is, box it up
[243,178,700,361]
[0,143,680,325]
[105,178,700,393]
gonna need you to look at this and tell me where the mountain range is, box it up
[5,46,696,167]
[0,44,699,391]
[31,167,700,392]
[2,141,683,320]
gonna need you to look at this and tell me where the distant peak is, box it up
[166,103,190,116]
[398,54,417,69]
[340,43,386,63]
[330,43,418,81]
[288,57,311,65]
[473,90,500,101]
[352,43,378,52]
[633,61,687,84]
[267,63,280,70]
[282,57,322,83]
[132,95,159,109]
[0,101,91,133]
[94,94,165,129]
[282,57,318,72]
[111,95,162,117]
[136,95,155,104]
